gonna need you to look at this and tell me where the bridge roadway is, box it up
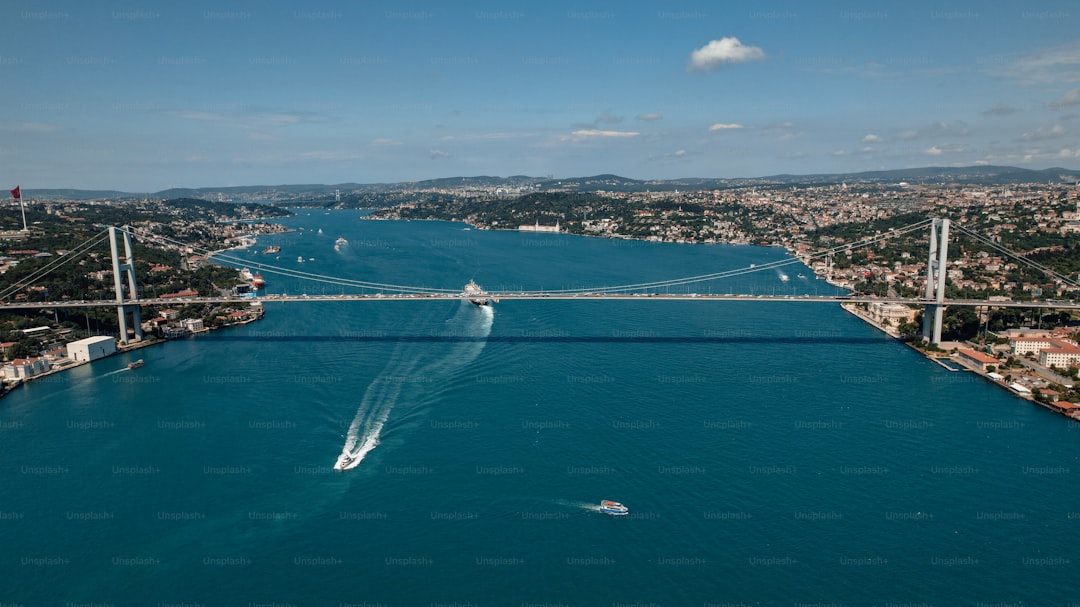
[4,293,1080,310]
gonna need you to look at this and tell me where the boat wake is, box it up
[552,498,604,513]
[335,303,495,471]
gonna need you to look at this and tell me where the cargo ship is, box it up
[463,280,489,306]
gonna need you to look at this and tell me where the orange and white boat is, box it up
[600,500,629,516]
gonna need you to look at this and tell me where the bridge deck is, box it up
[3,293,1078,309]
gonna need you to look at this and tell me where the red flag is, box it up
[9,186,20,200]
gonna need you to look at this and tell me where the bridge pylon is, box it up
[109,226,143,345]
[921,218,950,345]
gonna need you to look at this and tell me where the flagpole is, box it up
[19,188,26,232]
[10,186,25,231]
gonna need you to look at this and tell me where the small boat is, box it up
[599,500,629,516]
[334,237,348,251]
[128,359,144,370]
[263,245,281,254]
[297,256,304,263]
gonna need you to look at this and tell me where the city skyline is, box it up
[3,0,1080,191]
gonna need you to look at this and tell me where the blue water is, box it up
[2,210,1078,606]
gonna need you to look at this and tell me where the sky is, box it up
[3,0,1080,191]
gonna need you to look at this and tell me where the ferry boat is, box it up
[239,268,254,282]
[463,280,489,306]
[251,273,266,289]
[599,500,629,516]
[334,237,348,251]
[263,245,281,254]
[127,359,144,370]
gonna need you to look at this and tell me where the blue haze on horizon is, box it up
[2,0,1080,191]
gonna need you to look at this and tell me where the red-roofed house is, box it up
[957,349,998,372]
[160,289,199,299]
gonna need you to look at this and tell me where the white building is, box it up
[518,220,560,233]
[182,318,205,332]
[866,302,916,326]
[66,335,116,362]
[1038,340,1080,369]
[2,357,51,380]
[1011,338,1054,356]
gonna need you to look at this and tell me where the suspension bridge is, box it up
[2,218,1079,345]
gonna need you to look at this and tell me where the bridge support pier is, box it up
[109,226,143,345]
[921,218,950,345]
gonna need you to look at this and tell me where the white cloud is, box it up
[898,130,919,141]
[567,129,639,139]
[636,113,663,121]
[371,138,403,146]
[246,131,275,141]
[1051,88,1080,109]
[861,133,882,143]
[996,42,1080,84]
[764,121,799,140]
[689,37,765,72]
[934,120,971,136]
[429,149,451,158]
[924,144,968,156]
[708,123,744,131]
[831,149,848,156]
[673,149,687,157]
[1058,148,1080,158]
[1020,124,1067,141]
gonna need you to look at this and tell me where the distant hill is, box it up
[21,165,1080,200]
[756,165,1080,186]
[22,188,141,200]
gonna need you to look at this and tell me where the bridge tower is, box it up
[109,226,143,344]
[921,218,950,345]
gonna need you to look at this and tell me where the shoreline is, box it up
[842,302,1080,422]
[1,314,264,399]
